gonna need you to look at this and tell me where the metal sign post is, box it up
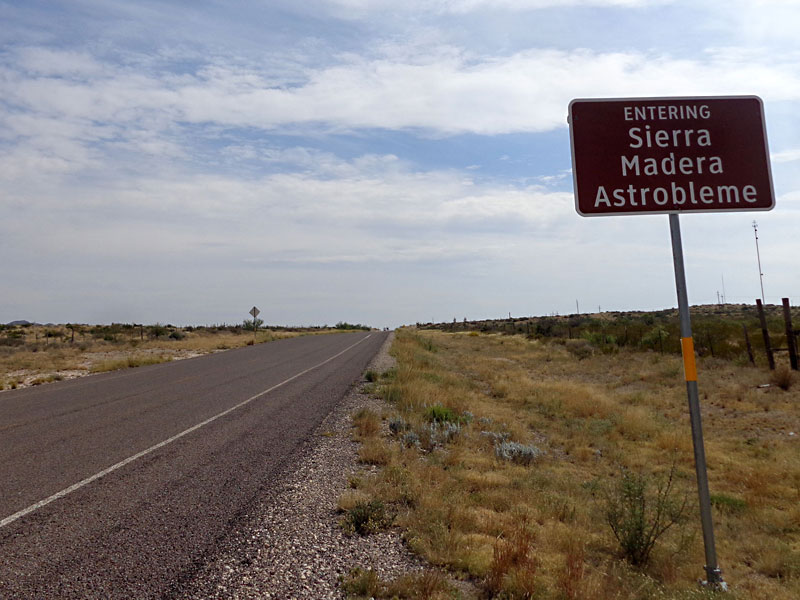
[249,306,260,343]
[669,213,725,589]
[568,95,776,589]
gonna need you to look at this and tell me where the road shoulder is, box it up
[183,331,426,599]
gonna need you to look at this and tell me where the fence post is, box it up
[756,299,775,370]
[743,324,755,365]
[783,298,798,371]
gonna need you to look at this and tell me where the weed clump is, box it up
[353,408,381,438]
[425,404,457,423]
[566,338,594,360]
[486,523,538,598]
[342,500,392,536]
[710,493,747,515]
[388,416,410,435]
[341,568,452,599]
[771,365,794,391]
[402,431,421,448]
[494,440,544,465]
[428,421,461,445]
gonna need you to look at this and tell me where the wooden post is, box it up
[743,324,755,365]
[783,298,798,371]
[756,299,775,370]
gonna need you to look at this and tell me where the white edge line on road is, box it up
[0,333,372,530]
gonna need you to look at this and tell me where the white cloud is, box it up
[2,150,574,268]
[4,44,800,147]
[325,0,657,14]
[772,148,800,163]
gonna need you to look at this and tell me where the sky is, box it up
[1,0,799,329]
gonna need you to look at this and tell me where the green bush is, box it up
[424,404,457,423]
[710,493,747,514]
[342,500,391,535]
[605,464,688,567]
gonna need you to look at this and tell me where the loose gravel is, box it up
[182,332,431,599]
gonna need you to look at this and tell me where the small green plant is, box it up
[424,404,457,423]
[364,369,378,382]
[341,568,452,599]
[710,493,747,514]
[341,567,381,597]
[605,462,688,567]
[342,500,391,535]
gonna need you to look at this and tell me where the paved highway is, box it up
[0,330,388,599]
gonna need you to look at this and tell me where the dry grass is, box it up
[350,328,800,600]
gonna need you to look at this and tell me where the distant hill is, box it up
[7,320,33,326]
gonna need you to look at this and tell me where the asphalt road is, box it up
[0,330,388,599]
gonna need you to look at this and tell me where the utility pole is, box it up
[753,221,765,304]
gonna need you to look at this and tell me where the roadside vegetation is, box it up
[419,303,798,367]
[343,317,799,599]
[0,322,369,390]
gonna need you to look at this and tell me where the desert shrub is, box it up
[389,416,410,435]
[402,431,421,448]
[364,369,378,382]
[342,500,391,535]
[495,441,543,465]
[169,330,185,340]
[341,567,382,596]
[149,324,168,339]
[770,365,794,391]
[424,404,458,424]
[428,421,461,445]
[605,464,688,567]
[335,321,370,331]
[565,338,593,359]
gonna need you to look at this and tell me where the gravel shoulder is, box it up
[182,331,430,599]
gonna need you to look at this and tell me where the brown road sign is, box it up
[569,96,775,216]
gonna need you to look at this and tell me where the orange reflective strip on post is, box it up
[681,337,698,381]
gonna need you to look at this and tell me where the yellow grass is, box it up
[352,328,800,599]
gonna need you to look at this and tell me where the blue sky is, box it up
[1,0,799,328]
